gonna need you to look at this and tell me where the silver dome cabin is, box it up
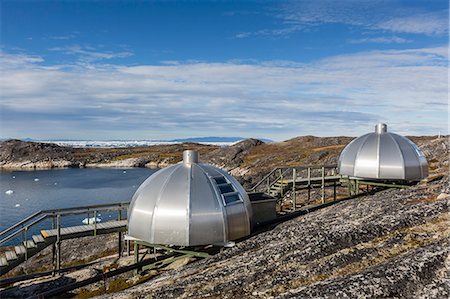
[338,123,428,181]
[127,150,253,247]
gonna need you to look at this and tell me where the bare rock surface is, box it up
[103,175,450,299]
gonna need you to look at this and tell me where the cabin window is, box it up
[213,177,227,185]
[218,183,234,193]
[223,193,241,205]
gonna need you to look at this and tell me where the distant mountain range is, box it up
[1,136,273,143]
[0,136,273,148]
[168,137,273,143]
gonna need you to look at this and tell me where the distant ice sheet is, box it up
[46,140,239,148]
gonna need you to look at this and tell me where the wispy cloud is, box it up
[48,45,133,62]
[349,36,412,44]
[0,46,447,139]
[49,33,77,40]
[231,1,448,39]
[376,12,448,36]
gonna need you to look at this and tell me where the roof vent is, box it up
[375,123,387,134]
[183,150,199,164]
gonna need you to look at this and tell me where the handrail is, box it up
[40,201,129,214]
[249,167,282,192]
[0,214,48,245]
[249,164,338,193]
[0,210,43,237]
[0,201,130,247]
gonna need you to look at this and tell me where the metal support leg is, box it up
[134,242,139,274]
[56,214,61,272]
[52,243,56,276]
[93,210,97,236]
[118,232,123,257]
[118,209,122,257]
[333,181,337,201]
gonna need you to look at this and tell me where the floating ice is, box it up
[82,217,102,225]
[123,170,127,173]
[15,204,20,207]
[54,182,58,185]
[34,178,39,182]
[12,176,15,179]
[5,190,13,195]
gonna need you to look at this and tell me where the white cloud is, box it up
[232,1,448,38]
[349,36,412,44]
[0,46,447,139]
[48,45,133,62]
[376,12,448,36]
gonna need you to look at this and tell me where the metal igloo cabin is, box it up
[127,150,253,247]
[338,123,428,181]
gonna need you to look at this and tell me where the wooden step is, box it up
[24,240,36,249]
[32,234,45,244]
[5,251,17,261]
[0,256,8,267]
[15,245,26,255]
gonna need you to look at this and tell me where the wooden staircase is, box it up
[0,233,56,274]
[0,202,129,276]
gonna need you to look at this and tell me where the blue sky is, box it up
[0,0,448,141]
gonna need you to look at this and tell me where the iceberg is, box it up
[82,217,102,225]
[5,190,13,195]
[34,178,40,182]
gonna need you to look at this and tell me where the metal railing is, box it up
[248,164,338,194]
[0,202,129,247]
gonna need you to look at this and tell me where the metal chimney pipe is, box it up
[183,150,199,164]
[375,123,387,134]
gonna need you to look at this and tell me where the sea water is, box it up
[0,168,158,243]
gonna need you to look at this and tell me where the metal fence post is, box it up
[280,169,284,197]
[56,214,61,272]
[24,227,28,260]
[321,166,325,204]
[292,168,297,210]
[118,207,122,257]
[307,167,311,201]
[93,210,97,236]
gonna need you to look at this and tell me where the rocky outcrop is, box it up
[106,175,450,299]
[0,139,78,169]
[202,138,264,170]
[0,140,216,170]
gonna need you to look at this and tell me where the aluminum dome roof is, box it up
[127,150,253,246]
[338,124,428,181]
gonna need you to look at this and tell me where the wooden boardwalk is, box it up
[41,220,127,240]
[1,220,127,275]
